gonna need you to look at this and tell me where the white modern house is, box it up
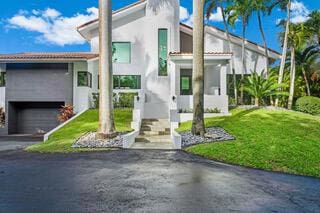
[0,0,280,142]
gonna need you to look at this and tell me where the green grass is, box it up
[27,108,133,153]
[178,108,320,177]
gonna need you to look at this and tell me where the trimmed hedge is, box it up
[295,96,320,115]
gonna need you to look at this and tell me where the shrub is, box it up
[295,96,320,115]
[118,93,138,108]
[57,104,74,123]
[92,93,119,109]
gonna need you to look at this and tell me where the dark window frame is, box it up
[158,28,168,76]
[77,71,92,88]
[112,42,132,64]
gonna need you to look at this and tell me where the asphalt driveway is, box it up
[0,150,319,212]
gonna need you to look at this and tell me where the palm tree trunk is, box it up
[192,0,205,136]
[97,0,116,139]
[240,19,246,105]
[302,67,311,96]
[288,47,296,110]
[221,5,238,105]
[275,0,291,107]
[257,10,269,75]
[254,97,259,107]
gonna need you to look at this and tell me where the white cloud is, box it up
[208,7,223,22]
[7,7,98,46]
[290,1,310,24]
[43,8,61,19]
[180,6,190,21]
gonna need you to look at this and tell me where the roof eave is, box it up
[77,0,147,41]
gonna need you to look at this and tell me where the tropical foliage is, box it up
[243,71,287,106]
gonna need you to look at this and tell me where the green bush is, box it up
[91,92,121,109]
[118,93,138,108]
[295,96,320,115]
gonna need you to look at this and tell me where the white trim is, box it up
[43,109,88,141]
[122,130,140,148]
[78,1,147,40]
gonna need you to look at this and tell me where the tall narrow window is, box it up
[0,72,6,87]
[112,42,131,63]
[158,29,168,76]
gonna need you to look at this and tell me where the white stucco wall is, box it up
[205,32,268,75]
[88,0,180,118]
[73,61,92,113]
[0,64,6,109]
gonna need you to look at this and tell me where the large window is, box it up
[158,29,168,76]
[0,72,6,87]
[78,71,92,87]
[98,75,141,90]
[112,42,131,63]
[113,75,141,89]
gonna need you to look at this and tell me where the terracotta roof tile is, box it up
[0,52,99,61]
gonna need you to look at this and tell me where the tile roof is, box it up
[77,0,146,30]
[169,52,232,55]
[0,52,99,61]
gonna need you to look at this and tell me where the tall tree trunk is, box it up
[257,10,269,75]
[288,48,296,110]
[240,19,246,105]
[221,4,238,105]
[302,67,311,96]
[275,0,291,107]
[97,0,116,139]
[192,0,205,136]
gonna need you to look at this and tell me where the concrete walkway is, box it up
[0,140,39,152]
[0,150,319,212]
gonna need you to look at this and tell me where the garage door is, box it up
[9,102,64,135]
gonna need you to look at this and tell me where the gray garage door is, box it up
[9,102,63,135]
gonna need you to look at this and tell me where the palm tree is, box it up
[285,23,310,109]
[205,0,238,105]
[192,0,206,136]
[291,45,320,96]
[227,0,253,105]
[274,0,291,107]
[244,71,288,106]
[97,0,116,139]
[306,11,320,46]
[253,0,271,74]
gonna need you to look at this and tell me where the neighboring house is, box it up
[0,0,280,136]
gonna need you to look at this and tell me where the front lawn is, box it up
[27,109,133,153]
[178,108,320,177]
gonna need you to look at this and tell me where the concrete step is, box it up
[135,135,171,143]
[140,126,170,132]
[141,120,170,126]
[131,142,174,150]
[139,131,170,136]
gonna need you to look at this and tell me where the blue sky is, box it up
[0,0,319,54]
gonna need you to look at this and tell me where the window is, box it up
[180,69,192,95]
[114,75,141,89]
[0,72,5,87]
[112,42,131,63]
[98,75,141,90]
[158,29,168,76]
[78,71,92,87]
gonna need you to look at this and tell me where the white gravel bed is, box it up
[180,127,235,148]
[72,132,128,148]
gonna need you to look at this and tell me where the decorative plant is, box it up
[57,104,74,123]
[244,71,288,106]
